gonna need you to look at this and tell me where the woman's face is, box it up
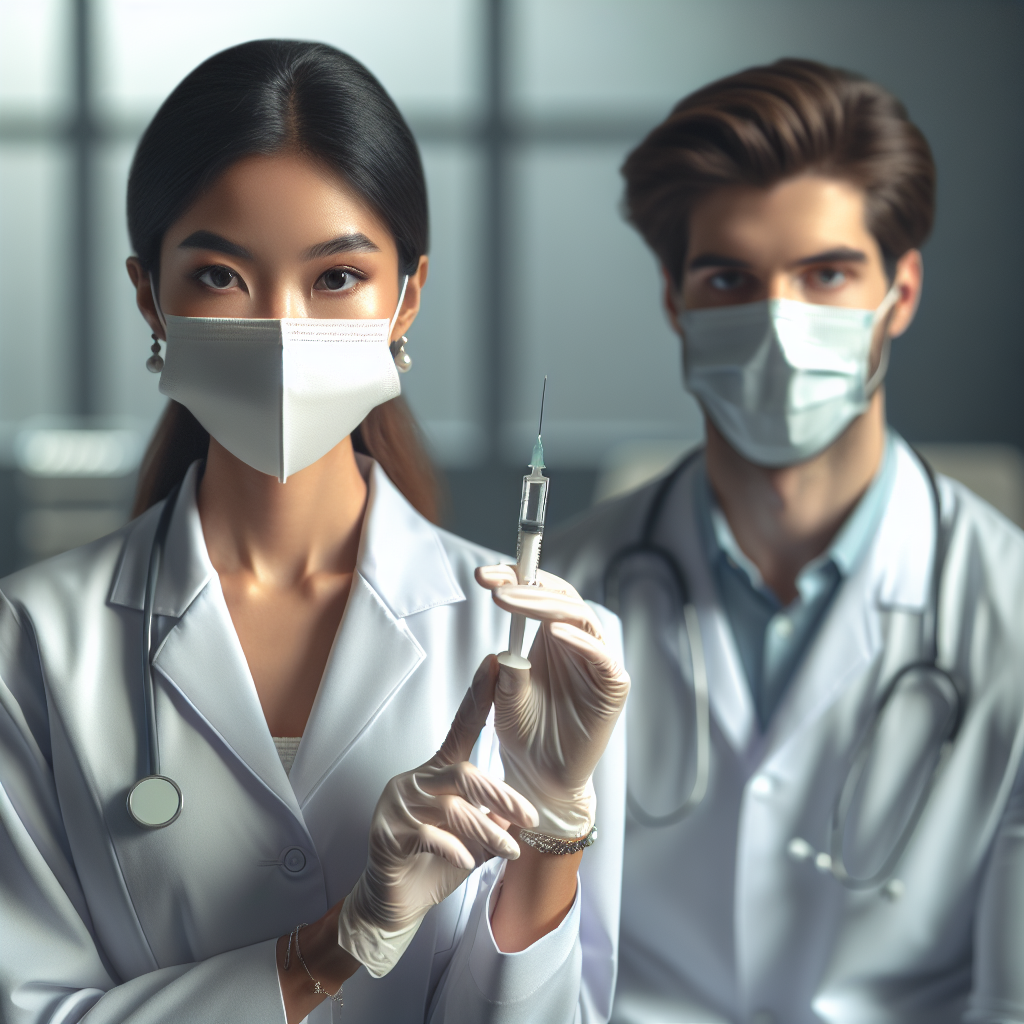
[129,151,426,336]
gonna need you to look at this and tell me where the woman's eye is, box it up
[708,270,748,292]
[809,267,847,289]
[196,265,239,290]
[315,268,359,293]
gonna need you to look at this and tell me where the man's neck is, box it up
[704,393,887,604]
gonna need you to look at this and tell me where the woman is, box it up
[0,41,628,1024]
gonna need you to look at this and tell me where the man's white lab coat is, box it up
[0,458,625,1024]
[546,437,1024,1024]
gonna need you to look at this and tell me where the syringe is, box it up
[508,378,550,658]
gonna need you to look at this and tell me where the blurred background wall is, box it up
[0,0,1021,567]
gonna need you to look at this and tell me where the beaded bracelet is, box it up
[518,824,597,855]
[284,923,344,1007]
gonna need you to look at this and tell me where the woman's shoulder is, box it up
[432,524,511,581]
[0,508,152,623]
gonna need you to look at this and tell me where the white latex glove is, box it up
[338,657,538,978]
[476,565,631,840]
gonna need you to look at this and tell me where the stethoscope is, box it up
[126,480,185,829]
[603,447,966,890]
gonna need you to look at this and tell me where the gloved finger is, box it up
[490,584,604,640]
[414,823,477,871]
[437,655,498,766]
[430,794,522,861]
[534,569,584,602]
[475,564,519,590]
[420,760,539,829]
[549,620,630,682]
[488,810,512,831]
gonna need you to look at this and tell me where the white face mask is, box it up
[677,285,899,467]
[152,277,408,482]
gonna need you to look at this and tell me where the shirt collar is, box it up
[696,431,898,599]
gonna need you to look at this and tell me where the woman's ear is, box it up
[127,257,165,340]
[391,255,429,340]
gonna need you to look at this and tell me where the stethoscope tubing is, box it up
[128,481,183,829]
[604,445,965,889]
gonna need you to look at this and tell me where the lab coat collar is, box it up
[657,437,936,763]
[108,457,465,620]
[108,460,213,617]
[658,455,761,757]
[355,456,466,618]
[761,436,937,759]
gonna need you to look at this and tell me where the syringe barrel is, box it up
[507,471,548,658]
[520,473,549,532]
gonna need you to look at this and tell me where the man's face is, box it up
[681,175,891,310]
[672,173,921,362]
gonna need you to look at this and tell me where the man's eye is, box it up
[315,268,358,293]
[811,267,846,288]
[196,266,238,290]
[708,270,747,291]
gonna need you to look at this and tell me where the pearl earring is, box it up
[146,333,164,373]
[392,336,412,373]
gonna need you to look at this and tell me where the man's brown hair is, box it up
[622,58,936,285]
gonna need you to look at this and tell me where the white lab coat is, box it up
[545,437,1024,1024]
[0,457,625,1024]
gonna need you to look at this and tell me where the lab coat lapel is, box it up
[762,439,936,762]
[288,462,465,807]
[109,461,303,819]
[658,460,759,757]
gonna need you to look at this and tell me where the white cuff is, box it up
[467,861,583,1003]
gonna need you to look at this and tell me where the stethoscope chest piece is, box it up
[127,775,182,828]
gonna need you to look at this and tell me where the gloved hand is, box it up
[475,566,631,840]
[337,658,538,978]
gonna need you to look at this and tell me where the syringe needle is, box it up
[538,376,547,438]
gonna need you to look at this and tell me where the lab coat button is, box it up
[750,774,774,796]
[787,837,814,861]
[882,878,905,901]
[283,847,307,873]
[751,1010,776,1024]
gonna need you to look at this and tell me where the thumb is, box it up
[494,651,536,739]
[437,655,498,766]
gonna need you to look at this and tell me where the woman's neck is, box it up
[197,436,369,586]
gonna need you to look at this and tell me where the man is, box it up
[546,59,1023,1024]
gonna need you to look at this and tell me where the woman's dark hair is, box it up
[129,39,439,521]
[622,58,936,286]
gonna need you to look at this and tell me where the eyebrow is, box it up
[687,246,869,273]
[793,247,867,266]
[303,233,381,260]
[687,253,751,271]
[178,230,254,261]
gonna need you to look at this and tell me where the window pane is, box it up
[92,140,166,426]
[93,0,483,124]
[505,145,703,466]
[0,145,73,420]
[401,143,486,467]
[0,0,70,118]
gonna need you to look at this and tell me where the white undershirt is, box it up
[272,736,301,776]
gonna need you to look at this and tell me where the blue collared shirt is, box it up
[694,433,897,730]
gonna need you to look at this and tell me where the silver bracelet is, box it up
[518,824,597,855]
[284,923,344,1007]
